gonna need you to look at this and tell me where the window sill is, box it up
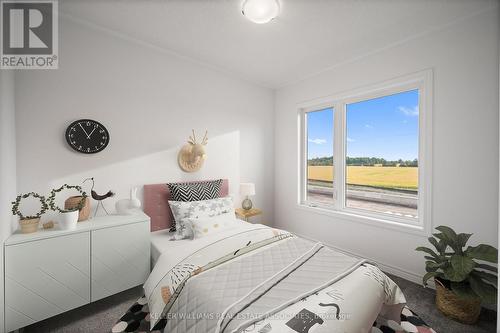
[296,203,430,237]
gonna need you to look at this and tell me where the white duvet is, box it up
[146,221,263,292]
[144,222,406,333]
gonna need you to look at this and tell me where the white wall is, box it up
[49,131,242,215]
[14,17,275,223]
[274,9,499,282]
[0,70,17,332]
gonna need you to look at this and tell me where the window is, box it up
[345,90,419,218]
[306,108,334,205]
[299,71,432,231]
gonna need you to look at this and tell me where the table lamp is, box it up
[240,183,255,210]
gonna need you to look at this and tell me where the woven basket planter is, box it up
[19,217,40,234]
[435,278,481,324]
[64,196,90,222]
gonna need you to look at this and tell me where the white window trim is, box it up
[297,69,433,236]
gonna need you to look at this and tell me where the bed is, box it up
[145,180,231,266]
[115,179,431,333]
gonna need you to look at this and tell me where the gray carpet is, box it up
[22,286,144,333]
[22,275,496,333]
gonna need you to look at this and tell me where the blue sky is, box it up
[307,89,419,160]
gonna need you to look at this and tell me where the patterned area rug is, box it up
[111,295,437,333]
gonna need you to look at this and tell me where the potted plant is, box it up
[11,192,49,233]
[64,195,90,221]
[48,184,87,230]
[416,226,497,324]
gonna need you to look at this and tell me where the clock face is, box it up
[65,119,110,154]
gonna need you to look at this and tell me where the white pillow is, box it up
[169,197,235,240]
[187,213,239,239]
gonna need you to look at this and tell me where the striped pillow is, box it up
[167,179,223,202]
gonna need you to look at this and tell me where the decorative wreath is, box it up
[11,192,49,220]
[48,184,88,213]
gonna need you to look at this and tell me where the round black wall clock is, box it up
[65,119,110,154]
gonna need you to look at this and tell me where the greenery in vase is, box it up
[416,225,497,304]
[48,184,87,213]
[11,192,48,220]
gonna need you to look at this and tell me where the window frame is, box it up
[298,70,433,235]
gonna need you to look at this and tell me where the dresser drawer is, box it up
[5,232,90,332]
[91,221,150,302]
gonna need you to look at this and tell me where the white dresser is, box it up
[4,213,150,332]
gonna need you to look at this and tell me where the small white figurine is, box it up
[115,187,142,215]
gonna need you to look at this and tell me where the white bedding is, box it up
[144,222,407,332]
[151,230,190,266]
[150,220,253,266]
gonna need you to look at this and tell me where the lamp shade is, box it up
[240,183,256,196]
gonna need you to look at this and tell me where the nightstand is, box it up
[235,208,262,222]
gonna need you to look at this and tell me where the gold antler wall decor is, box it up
[178,130,208,172]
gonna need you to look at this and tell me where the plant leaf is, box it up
[472,270,498,287]
[451,254,476,274]
[427,237,448,255]
[422,272,438,286]
[435,225,458,238]
[416,246,439,259]
[435,226,459,251]
[425,261,442,273]
[437,239,447,254]
[433,232,446,242]
[469,274,497,304]
[443,266,466,282]
[457,233,472,248]
[434,233,457,253]
[476,263,498,273]
[427,261,447,270]
[435,255,449,264]
[426,265,438,273]
[443,255,475,282]
[425,255,448,264]
[428,237,440,252]
[450,282,479,300]
[466,244,498,263]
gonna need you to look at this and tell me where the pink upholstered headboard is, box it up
[143,179,229,232]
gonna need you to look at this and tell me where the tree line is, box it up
[308,156,418,167]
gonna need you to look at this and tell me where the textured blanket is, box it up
[143,224,410,332]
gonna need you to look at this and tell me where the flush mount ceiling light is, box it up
[242,0,280,24]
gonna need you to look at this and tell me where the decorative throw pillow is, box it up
[167,179,223,202]
[167,179,223,231]
[186,212,239,239]
[168,197,234,240]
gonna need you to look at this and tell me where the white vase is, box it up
[59,210,79,230]
[115,187,142,215]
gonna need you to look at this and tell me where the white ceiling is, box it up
[60,0,495,88]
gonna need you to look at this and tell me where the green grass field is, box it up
[308,166,418,190]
